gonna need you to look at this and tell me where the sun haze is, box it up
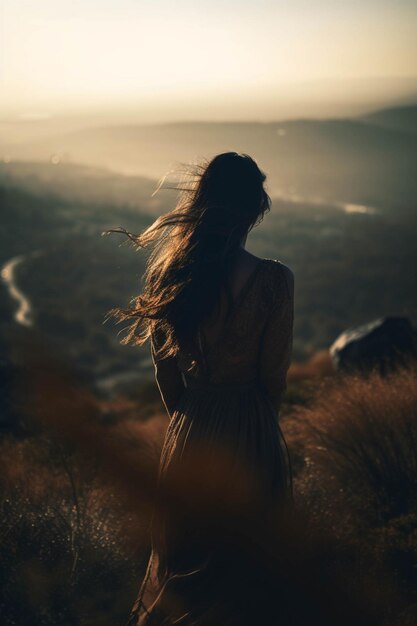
[2,0,417,121]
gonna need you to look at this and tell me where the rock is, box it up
[330,316,417,374]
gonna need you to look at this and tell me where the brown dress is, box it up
[127,258,294,626]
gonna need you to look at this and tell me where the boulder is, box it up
[330,316,417,374]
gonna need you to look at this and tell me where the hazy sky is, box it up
[1,0,417,120]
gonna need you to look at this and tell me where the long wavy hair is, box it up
[105,152,271,359]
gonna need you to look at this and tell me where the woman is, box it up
[111,152,294,625]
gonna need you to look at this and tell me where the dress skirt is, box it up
[126,378,293,626]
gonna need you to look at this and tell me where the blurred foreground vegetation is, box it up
[1,353,417,625]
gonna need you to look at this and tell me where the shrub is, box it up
[289,362,417,608]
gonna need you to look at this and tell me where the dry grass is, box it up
[3,335,417,624]
[0,435,148,626]
[291,364,417,522]
[288,350,335,382]
[286,362,417,612]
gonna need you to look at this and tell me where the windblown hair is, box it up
[105,152,271,359]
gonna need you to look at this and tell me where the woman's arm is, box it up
[151,332,185,418]
[258,264,294,415]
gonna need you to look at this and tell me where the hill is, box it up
[2,104,417,214]
[361,104,417,135]
[0,161,176,216]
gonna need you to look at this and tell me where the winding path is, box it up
[1,254,37,327]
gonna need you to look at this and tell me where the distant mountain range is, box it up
[2,104,417,213]
[362,104,417,135]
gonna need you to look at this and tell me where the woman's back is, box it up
[171,254,295,411]
[130,255,294,626]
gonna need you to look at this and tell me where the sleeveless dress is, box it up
[126,258,294,626]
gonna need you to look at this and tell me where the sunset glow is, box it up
[1,0,416,121]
